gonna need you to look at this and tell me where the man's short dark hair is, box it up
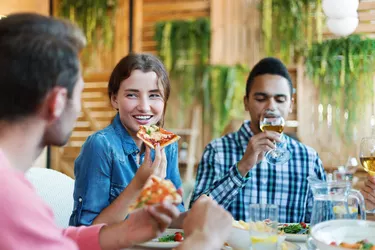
[0,13,86,121]
[245,57,293,97]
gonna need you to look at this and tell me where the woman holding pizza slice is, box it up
[70,53,185,227]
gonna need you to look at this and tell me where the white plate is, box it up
[136,229,183,249]
[284,234,307,242]
[284,241,301,250]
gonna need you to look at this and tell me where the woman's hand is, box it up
[134,144,163,185]
[154,148,167,179]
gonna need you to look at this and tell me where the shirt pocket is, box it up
[109,182,127,203]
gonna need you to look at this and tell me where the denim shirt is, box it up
[69,114,184,226]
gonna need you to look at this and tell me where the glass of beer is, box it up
[260,111,290,164]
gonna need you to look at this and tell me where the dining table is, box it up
[124,242,308,250]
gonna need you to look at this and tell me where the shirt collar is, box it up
[111,113,140,155]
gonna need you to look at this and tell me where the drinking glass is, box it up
[359,137,375,213]
[249,204,279,250]
[260,111,290,164]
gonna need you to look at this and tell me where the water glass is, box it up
[249,204,278,250]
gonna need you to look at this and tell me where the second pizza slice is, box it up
[129,175,182,211]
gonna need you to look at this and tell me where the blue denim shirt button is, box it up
[78,197,83,202]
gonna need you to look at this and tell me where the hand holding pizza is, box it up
[135,144,163,185]
[153,148,167,179]
[105,202,180,248]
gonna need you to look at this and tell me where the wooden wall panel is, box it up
[133,0,210,54]
[210,0,262,67]
[0,0,49,16]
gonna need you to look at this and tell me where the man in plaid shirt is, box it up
[190,57,326,223]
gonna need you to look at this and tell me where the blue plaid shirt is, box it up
[190,121,326,223]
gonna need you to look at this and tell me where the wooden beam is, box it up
[81,100,101,131]
[358,1,375,11]
[359,11,375,22]
[143,10,208,22]
[83,72,111,82]
[114,0,130,63]
[133,0,144,52]
[143,1,209,13]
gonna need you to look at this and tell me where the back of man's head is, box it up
[0,13,86,121]
[245,57,293,97]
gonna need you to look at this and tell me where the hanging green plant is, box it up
[306,34,375,140]
[202,65,249,138]
[58,0,117,48]
[154,18,210,109]
[262,0,323,64]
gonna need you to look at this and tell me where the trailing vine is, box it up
[155,18,210,109]
[58,0,117,48]
[306,35,375,140]
[262,0,323,64]
[155,18,247,136]
[202,65,249,138]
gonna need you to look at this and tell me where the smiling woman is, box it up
[69,53,185,227]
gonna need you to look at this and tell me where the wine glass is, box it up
[260,111,290,165]
[359,137,375,176]
[359,137,375,213]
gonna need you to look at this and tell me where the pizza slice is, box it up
[129,175,182,211]
[137,124,180,149]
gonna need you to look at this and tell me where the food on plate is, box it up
[137,125,180,149]
[232,219,274,232]
[129,175,182,211]
[329,239,375,249]
[232,219,310,235]
[278,222,309,234]
[232,219,250,230]
[158,232,184,242]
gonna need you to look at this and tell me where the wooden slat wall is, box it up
[132,0,210,54]
[210,0,262,67]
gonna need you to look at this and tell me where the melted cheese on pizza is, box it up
[140,125,174,141]
[142,131,173,141]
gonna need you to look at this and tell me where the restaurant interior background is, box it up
[2,0,375,189]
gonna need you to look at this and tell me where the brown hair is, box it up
[108,53,170,126]
[0,13,85,121]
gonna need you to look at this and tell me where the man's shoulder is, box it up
[0,168,40,212]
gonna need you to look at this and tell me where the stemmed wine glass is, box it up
[260,111,290,165]
[359,137,375,213]
[359,137,375,176]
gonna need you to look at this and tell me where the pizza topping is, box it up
[129,175,182,211]
[142,125,159,135]
[137,125,180,148]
